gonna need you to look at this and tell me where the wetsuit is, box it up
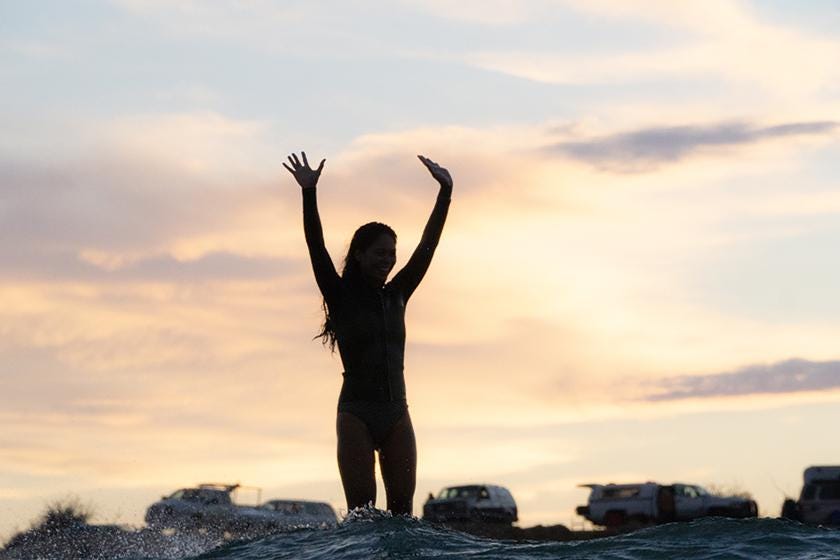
[302,184,451,448]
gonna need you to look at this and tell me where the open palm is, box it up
[284,152,325,190]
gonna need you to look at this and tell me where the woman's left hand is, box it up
[418,155,453,189]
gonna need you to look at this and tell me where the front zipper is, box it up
[379,289,394,401]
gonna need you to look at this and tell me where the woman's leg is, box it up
[378,411,417,515]
[337,412,377,510]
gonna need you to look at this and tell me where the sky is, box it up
[2,0,840,538]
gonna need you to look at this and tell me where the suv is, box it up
[781,466,840,526]
[423,484,518,524]
[576,482,757,528]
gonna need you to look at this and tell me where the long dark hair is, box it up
[317,222,397,351]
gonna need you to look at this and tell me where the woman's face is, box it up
[355,233,396,284]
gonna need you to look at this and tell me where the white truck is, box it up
[781,466,840,526]
[576,482,757,528]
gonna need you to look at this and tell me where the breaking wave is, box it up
[4,514,840,559]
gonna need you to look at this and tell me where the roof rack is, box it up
[198,483,241,492]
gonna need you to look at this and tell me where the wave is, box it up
[189,516,840,560]
[4,515,839,560]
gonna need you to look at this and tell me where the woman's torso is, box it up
[332,276,407,403]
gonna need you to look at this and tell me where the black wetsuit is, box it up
[302,185,451,448]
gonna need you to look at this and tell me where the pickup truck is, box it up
[576,482,757,528]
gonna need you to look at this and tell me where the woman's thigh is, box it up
[378,411,417,515]
[336,412,377,510]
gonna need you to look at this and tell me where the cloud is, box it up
[111,0,304,37]
[0,112,282,247]
[0,39,72,60]
[0,110,314,282]
[397,0,547,25]
[90,251,298,281]
[544,121,837,172]
[462,1,840,106]
[561,0,749,32]
[645,358,840,401]
[0,155,299,280]
[1,246,300,283]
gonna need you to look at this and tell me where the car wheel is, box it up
[780,499,799,521]
[747,500,758,518]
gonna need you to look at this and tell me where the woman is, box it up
[284,151,452,516]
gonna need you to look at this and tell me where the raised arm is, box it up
[390,155,453,300]
[284,152,340,305]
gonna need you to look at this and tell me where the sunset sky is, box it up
[2,0,840,538]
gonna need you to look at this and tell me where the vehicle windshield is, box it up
[437,486,481,499]
[693,486,710,496]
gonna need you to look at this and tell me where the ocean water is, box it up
[180,516,840,560]
[5,515,839,560]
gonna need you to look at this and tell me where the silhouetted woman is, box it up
[284,151,452,516]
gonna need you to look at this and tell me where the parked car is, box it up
[576,482,757,528]
[781,466,840,526]
[145,483,340,534]
[423,484,518,524]
[257,499,338,527]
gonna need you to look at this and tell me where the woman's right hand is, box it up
[418,155,453,190]
[284,151,325,190]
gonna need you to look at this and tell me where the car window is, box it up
[438,486,483,499]
[457,487,478,498]
[802,484,817,500]
[478,487,490,500]
[674,485,697,498]
[271,501,303,513]
[182,490,200,501]
[303,503,330,515]
[818,482,840,500]
[199,491,229,505]
[602,487,641,499]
